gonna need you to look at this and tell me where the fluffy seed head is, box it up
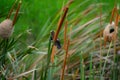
[0,19,13,38]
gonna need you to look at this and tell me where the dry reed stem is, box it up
[119,15,120,20]
[7,0,17,19]
[60,40,70,80]
[51,45,57,63]
[51,0,73,63]
[64,21,68,50]
[53,6,68,42]
[115,13,119,26]
[114,8,119,55]
[110,7,116,24]
[53,0,73,42]
[12,0,22,26]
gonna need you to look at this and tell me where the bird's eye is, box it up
[109,28,114,33]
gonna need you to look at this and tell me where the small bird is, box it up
[50,30,61,49]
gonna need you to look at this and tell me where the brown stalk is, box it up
[114,8,119,56]
[51,4,68,63]
[119,15,120,20]
[53,0,73,42]
[53,5,68,42]
[60,40,70,80]
[110,7,116,24]
[7,0,17,19]
[12,0,22,26]
[64,21,68,50]
[115,13,119,26]
[51,0,73,63]
[51,45,56,63]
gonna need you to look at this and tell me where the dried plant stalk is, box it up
[115,13,119,26]
[53,0,73,42]
[110,7,117,24]
[114,9,119,55]
[7,0,17,19]
[51,0,73,63]
[64,21,68,50]
[51,45,56,63]
[60,40,70,80]
[13,0,22,26]
[53,5,68,42]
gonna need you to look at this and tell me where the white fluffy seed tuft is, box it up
[0,19,13,38]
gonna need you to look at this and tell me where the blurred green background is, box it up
[0,0,117,47]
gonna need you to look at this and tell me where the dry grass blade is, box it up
[72,16,101,34]
[13,68,39,79]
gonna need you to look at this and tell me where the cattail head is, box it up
[0,19,13,38]
[103,22,118,42]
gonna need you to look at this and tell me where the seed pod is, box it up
[0,19,13,38]
[103,22,117,42]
